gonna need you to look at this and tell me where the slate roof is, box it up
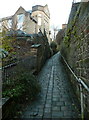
[27,10,32,14]
[0,16,13,22]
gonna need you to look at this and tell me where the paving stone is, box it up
[61,106,72,111]
[63,111,76,118]
[44,110,51,114]
[64,101,73,106]
[56,101,65,106]
[43,113,51,118]
[52,107,61,111]
[52,98,59,102]
[46,97,51,100]
[52,111,64,117]
[46,100,52,104]
[20,52,80,119]
[45,104,51,108]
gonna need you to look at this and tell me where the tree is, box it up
[50,41,57,54]
[51,25,59,40]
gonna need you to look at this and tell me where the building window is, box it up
[38,14,41,17]
[8,19,12,28]
[17,14,24,30]
[38,17,41,26]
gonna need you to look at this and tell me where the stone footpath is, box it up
[21,52,81,119]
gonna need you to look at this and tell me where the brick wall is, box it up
[61,2,89,117]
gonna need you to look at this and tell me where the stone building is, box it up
[62,24,67,29]
[0,6,37,34]
[0,5,50,41]
[31,4,50,39]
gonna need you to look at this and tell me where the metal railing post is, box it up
[80,83,84,120]
[60,53,89,119]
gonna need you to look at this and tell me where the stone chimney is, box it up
[62,24,67,29]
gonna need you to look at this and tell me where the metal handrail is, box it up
[0,61,20,70]
[60,53,89,92]
[60,52,89,119]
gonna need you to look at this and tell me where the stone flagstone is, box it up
[21,52,81,119]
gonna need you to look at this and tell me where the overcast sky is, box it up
[0,0,81,29]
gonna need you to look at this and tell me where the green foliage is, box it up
[64,35,70,48]
[50,41,57,54]
[50,41,57,48]
[1,31,18,66]
[3,71,41,102]
[18,72,41,100]
[3,58,41,101]
[2,37,13,52]
[3,85,24,98]
[57,45,60,51]
[0,31,16,53]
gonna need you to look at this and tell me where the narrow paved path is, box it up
[21,52,80,119]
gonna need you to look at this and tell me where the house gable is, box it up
[14,6,26,15]
[44,5,50,18]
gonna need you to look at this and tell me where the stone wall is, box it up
[56,28,66,45]
[61,2,89,117]
[32,31,51,73]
